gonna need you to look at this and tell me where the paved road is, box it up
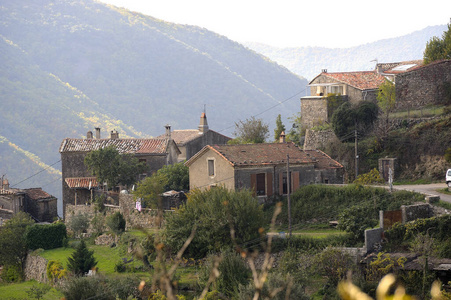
[391,183,451,203]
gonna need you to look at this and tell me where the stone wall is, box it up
[300,97,328,129]
[24,253,48,283]
[395,60,451,110]
[303,129,338,151]
[402,203,434,223]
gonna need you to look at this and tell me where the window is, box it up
[282,172,291,195]
[256,173,266,195]
[208,159,215,176]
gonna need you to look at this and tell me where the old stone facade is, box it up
[0,186,57,222]
[158,113,231,161]
[60,128,180,219]
[185,142,344,201]
[303,129,339,151]
[395,59,451,110]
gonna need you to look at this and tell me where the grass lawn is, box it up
[0,280,63,300]
[274,224,346,239]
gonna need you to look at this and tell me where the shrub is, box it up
[314,246,356,286]
[67,212,90,238]
[91,214,105,236]
[67,240,97,276]
[164,187,265,259]
[1,264,22,282]
[338,204,378,241]
[61,275,112,300]
[199,248,251,297]
[106,212,126,235]
[25,222,67,250]
[46,260,67,283]
[114,260,126,273]
[353,168,384,185]
[25,283,51,300]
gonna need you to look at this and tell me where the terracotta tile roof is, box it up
[319,71,386,90]
[157,130,201,145]
[187,142,343,169]
[65,177,99,189]
[59,138,169,154]
[23,188,55,200]
[381,60,424,74]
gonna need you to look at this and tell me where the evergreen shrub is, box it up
[25,222,67,250]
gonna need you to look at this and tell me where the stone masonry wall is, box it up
[24,254,48,283]
[303,129,339,151]
[395,60,451,110]
[300,97,328,129]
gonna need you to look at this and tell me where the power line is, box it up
[217,88,308,134]
[10,160,61,188]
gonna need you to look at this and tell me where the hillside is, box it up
[0,0,308,210]
[245,25,447,80]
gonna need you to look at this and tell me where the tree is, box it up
[164,187,265,259]
[133,173,168,209]
[67,240,97,276]
[424,22,451,64]
[0,212,34,273]
[286,112,304,145]
[274,114,286,141]
[84,145,146,189]
[231,116,269,144]
[67,212,90,238]
[156,161,189,191]
[106,212,126,235]
[377,79,396,133]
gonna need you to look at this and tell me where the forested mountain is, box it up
[245,25,447,80]
[0,0,307,211]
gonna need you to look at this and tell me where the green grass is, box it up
[275,224,346,239]
[0,280,63,300]
[390,105,446,118]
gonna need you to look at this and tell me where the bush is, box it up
[164,187,265,259]
[338,204,378,241]
[67,212,90,238]
[199,248,251,297]
[46,260,67,283]
[25,222,67,250]
[106,212,126,235]
[1,264,22,282]
[67,240,97,276]
[61,275,112,300]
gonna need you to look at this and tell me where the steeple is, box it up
[198,112,209,133]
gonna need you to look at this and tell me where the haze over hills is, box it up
[244,25,447,80]
[0,0,307,213]
[0,0,444,216]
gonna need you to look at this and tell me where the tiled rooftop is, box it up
[319,71,386,90]
[157,130,201,145]
[65,177,98,189]
[187,143,343,169]
[23,188,54,200]
[59,138,169,154]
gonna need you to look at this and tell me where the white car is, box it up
[447,169,451,187]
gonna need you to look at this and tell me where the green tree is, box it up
[156,161,189,191]
[0,212,34,274]
[164,187,265,259]
[67,212,90,238]
[274,114,286,141]
[424,22,451,64]
[230,116,269,144]
[67,240,98,276]
[133,173,168,209]
[84,145,146,189]
[286,112,304,145]
[106,212,126,235]
[377,79,396,137]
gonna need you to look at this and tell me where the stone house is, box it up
[185,140,344,201]
[301,70,386,129]
[59,128,180,218]
[0,179,57,223]
[157,113,231,161]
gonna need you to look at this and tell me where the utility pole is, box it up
[355,128,359,180]
[287,154,292,238]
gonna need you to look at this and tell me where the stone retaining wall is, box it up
[24,253,48,283]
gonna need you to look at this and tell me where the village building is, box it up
[185,137,344,201]
[157,113,231,161]
[59,128,180,218]
[0,177,57,223]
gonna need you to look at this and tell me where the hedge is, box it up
[25,222,67,250]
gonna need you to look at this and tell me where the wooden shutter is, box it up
[278,172,283,195]
[292,171,300,192]
[250,173,257,196]
[266,172,273,196]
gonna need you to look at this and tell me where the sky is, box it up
[99,0,451,48]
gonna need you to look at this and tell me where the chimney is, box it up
[165,124,171,139]
[198,112,209,133]
[322,69,327,73]
[87,131,93,139]
[279,131,286,143]
[95,127,101,139]
[2,177,9,190]
[110,130,119,139]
